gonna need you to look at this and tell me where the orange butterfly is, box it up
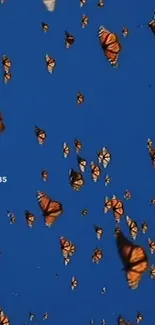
[45,54,56,73]
[0,309,10,325]
[75,139,82,153]
[41,22,49,32]
[37,191,63,227]
[126,216,139,240]
[99,26,121,66]
[148,237,155,254]
[115,227,148,289]
[77,155,87,172]
[122,27,128,37]
[94,225,103,239]
[60,237,76,258]
[4,71,11,83]
[77,92,84,104]
[90,162,101,182]
[118,316,131,325]
[25,210,35,228]
[148,15,155,35]
[35,126,47,145]
[71,276,78,290]
[69,169,84,191]
[65,31,75,48]
[92,248,103,263]
[2,55,12,73]
[111,195,124,223]
[41,170,48,182]
[104,196,112,213]
[150,264,155,279]
[136,313,143,324]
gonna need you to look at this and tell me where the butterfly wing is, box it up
[126,247,148,289]
[104,33,121,66]
[99,26,110,44]
[45,200,63,226]
[37,192,50,213]
[115,228,135,266]
[43,0,56,11]
[112,199,124,222]
[148,19,155,34]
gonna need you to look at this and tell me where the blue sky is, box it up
[0,0,155,324]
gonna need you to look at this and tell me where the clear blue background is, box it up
[0,0,155,324]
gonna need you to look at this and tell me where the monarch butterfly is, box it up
[81,209,88,216]
[43,313,48,320]
[90,162,101,182]
[2,55,11,73]
[147,139,155,166]
[149,147,155,167]
[69,168,84,191]
[63,142,70,158]
[0,113,5,133]
[75,139,82,153]
[45,54,56,73]
[102,147,111,168]
[136,313,143,324]
[0,310,10,325]
[41,170,48,182]
[118,316,130,325]
[150,264,155,279]
[99,26,122,67]
[147,138,153,149]
[29,313,35,321]
[148,17,155,35]
[41,22,49,32]
[25,210,35,228]
[65,31,75,48]
[122,27,128,37]
[80,0,86,7]
[37,191,63,227]
[77,92,84,104]
[111,195,125,223]
[141,222,148,234]
[94,225,103,239]
[92,248,103,263]
[7,211,16,224]
[60,237,76,257]
[115,227,148,289]
[77,155,87,172]
[4,71,11,83]
[35,126,47,145]
[82,14,89,28]
[71,276,78,290]
[126,216,139,240]
[98,0,104,7]
[148,237,155,254]
[104,196,112,213]
[150,197,155,205]
[124,189,132,200]
[104,174,111,186]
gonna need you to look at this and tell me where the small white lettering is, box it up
[0,176,7,183]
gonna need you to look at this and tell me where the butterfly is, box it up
[99,26,121,66]
[115,227,148,289]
